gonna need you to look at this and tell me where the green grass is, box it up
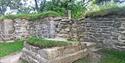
[73,49,125,63]
[0,11,61,21]
[27,37,72,48]
[0,40,24,57]
[100,49,125,63]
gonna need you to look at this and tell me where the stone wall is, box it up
[0,17,74,41]
[82,17,125,50]
[1,16,125,50]
[28,17,57,38]
[0,19,29,41]
[50,16,125,50]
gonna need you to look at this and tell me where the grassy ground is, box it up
[0,40,24,57]
[27,37,72,48]
[100,49,125,63]
[0,37,72,57]
[73,49,125,63]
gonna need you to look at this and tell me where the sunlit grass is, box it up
[0,40,24,57]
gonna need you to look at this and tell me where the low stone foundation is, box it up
[20,42,92,63]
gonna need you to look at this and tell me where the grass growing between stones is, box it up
[73,49,125,63]
[27,37,72,48]
[0,40,24,57]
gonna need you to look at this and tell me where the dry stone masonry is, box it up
[83,16,125,50]
[0,19,29,42]
[14,19,29,39]
[1,16,125,50]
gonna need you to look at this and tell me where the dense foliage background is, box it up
[0,0,125,18]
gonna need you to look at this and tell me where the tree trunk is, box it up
[34,0,39,12]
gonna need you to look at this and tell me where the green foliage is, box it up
[27,37,72,48]
[40,0,86,19]
[0,11,61,21]
[0,40,24,57]
[71,2,86,19]
[42,2,66,16]
[0,0,21,15]
[85,1,125,17]
[40,1,66,16]
[73,49,125,63]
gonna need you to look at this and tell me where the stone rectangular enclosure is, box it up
[21,42,89,63]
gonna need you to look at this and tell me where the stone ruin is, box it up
[21,42,92,63]
[1,15,125,50]
[0,19,28,41]
[83,16,125,50]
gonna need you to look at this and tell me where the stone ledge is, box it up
[49,50,88,63]
[21,42,90,63]
[21,49,88,63]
